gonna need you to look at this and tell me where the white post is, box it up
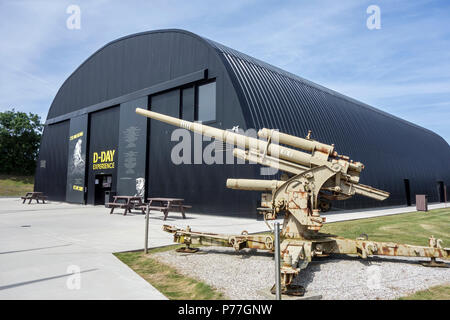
[144,204,149,254]
[274,222,282,300]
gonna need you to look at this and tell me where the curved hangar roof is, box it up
[45,29,450,205]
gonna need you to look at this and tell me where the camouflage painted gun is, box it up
[136,108,449,296]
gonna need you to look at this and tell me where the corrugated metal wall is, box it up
[208,40,450,208]
[34,120,69,201]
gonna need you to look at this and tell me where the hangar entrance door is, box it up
[94,174,112,205]
[86,106,120,205]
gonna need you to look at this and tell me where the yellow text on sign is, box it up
[70,131,84,141]
[73,185,84,192]
[92,149,116,170]
[93,150,115,163]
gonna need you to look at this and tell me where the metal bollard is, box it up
[144,204,149,254]
[274,222,281,300]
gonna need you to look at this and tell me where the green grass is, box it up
[119,209,450,300]
[321,207,450,246]
[0,174,34,196]
[114,245,225,300]
[399,283,450,300]
[321,208,450,300]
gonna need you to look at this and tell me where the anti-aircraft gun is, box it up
[136,108,449,295]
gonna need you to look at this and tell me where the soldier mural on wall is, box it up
[72,138,85,174]
[66,115,88,203]
[135,177,145,198]
[67,131,87,195]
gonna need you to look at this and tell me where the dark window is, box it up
[403,179,411,206]
[197,82,216,122]
[182,87,195,121]
[437,181,445,203]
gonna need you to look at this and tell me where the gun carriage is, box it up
[136,108,449,296]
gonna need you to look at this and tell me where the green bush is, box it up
[0,109,43,175]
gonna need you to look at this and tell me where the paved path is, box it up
[323,202,448,223]
[0,199,167,299]
[0,198,447,299]
[0,198,274,299]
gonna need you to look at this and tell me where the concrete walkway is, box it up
[323,202,448,223]
[0,197,447,299]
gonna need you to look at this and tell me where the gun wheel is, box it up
[265,236,274,250]
[318,199,331,212]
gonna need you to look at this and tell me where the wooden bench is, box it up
[21,192,47,204]
[106,202,146,215]
[106,196,146,215]
[133,203,148,214]
[146,202,191,220]
[106,202,129,215]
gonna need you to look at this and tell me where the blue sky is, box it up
[1,0,449,143]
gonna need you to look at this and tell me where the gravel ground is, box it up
[154,247,450,300]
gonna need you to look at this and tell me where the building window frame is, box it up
[195,79,217,124]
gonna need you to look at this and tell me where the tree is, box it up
[0,109,43,175]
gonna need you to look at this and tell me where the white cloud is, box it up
[0,0,449,143]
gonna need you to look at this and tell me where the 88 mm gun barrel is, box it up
[135,108,363,177]
[136,108,315,167]
[258,128,338,157]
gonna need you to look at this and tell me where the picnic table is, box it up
[146,197,191,220]
[21,192,47,204]
[106,196,145,215]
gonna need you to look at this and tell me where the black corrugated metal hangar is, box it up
[35,29,450,217]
